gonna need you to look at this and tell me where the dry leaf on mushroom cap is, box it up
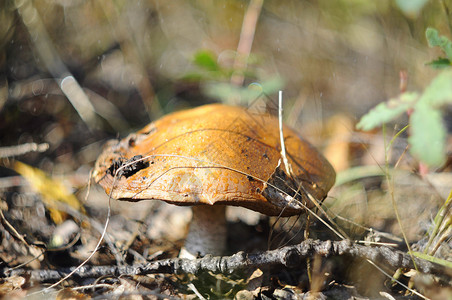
[94,104,335,214]
[93,104,335,257]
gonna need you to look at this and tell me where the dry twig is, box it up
[3,239,451,283]
[0,143,49,158]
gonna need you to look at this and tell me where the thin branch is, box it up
[366,259,429,300]
[4,239,451,283]
[15,1,98,129]
[188,283,207,300]
[43,188,114,291]
[278,91,293,176]
[0,143,49,158]
[230,0,264,92]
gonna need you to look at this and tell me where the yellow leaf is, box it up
[14,161,85,224]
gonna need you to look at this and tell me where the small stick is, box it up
[0,206,30,246]
[5,239,451,283]
[0,143,49,158]
[278,91,293,176]
[188,283,207,300]
[230,0,264,91]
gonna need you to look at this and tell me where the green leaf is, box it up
[418,69,452,107]
[203,77,285,104]
[203,82,241,102]
[409,103,447,167]
[356,92,418,131]
[193,50,220,72]
[203,82,262,103]
[426,28,452,60]
[258,76,285,95]
[412,251,452,269]
[426,57,452,69]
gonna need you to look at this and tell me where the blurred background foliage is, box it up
[0,0,451,181]
[0,0,450,157]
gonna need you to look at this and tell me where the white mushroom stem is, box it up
[180,205,227,258]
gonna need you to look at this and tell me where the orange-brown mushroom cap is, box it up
[93,104,335,216]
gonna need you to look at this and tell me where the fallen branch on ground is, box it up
[2,239,451,283]
[0,143,49,158]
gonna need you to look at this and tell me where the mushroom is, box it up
[93,104,335,257]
